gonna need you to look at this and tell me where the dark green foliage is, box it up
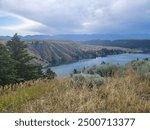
[72,74,104,87]
[73,69,78,74]
[6,33,43,81]
[0,44,17,86]
[0,34,46,86]
[83,63,121,77]
[19,65,43,80]
[45,68,56,79]
[7,34,32,63]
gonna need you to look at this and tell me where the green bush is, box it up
[72,74,104,87]
[128,60,150,79]
[83,63,122,77]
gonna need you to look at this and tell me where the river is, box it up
[48,53,150,76]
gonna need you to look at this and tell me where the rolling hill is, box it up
[27,40,136,66]
[81,39,150,53]
[27,40,85,66]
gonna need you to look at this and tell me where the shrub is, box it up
[72,74,104,87]
[128,60,150,79]
[45,68,56,79]
[83,63,122,77]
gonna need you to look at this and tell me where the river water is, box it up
[48,53,150,76]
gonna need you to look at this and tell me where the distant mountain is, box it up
[0,34,150,41]
[0,36,11,40]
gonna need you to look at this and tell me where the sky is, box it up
[0,0,150,36]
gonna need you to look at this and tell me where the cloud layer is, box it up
[0,0,150,35]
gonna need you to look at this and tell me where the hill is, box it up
[0,60,150,112]
[27,40,84,66]
[0,39,138,67]
[81,39,150,53]
[27,40,137,66]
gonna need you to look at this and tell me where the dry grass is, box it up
[0,40,7,45]
[80,44,141,53]
[0,69,150,113]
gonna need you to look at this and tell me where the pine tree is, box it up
[0,44,17,86]
[73,69,78,74]
[45,68,56,79]
[7,33,43,81]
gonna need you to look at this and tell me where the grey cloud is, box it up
[0,0,150,34]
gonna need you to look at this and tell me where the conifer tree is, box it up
[45,68,56,79]
[7,33,43,81]
[0,44,16,86]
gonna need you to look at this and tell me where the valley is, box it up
[0,35,150,113]
[1,0,150,115]
[1,39,136,67]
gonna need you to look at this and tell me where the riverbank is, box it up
[48,53,150,76]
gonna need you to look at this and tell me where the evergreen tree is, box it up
[7,34,32,63]
[0,44,17,86]
[45,68,56,79]
[73,69,78,74]
[7,33,43,81]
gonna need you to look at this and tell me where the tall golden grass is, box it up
[0,68,150,113]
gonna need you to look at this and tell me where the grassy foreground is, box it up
[0,68,150,113]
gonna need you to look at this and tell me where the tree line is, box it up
[0,34,56,86]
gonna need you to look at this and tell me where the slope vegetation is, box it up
[27,40,84,66]
[0,68,150,112]
[27,40,131,66]
[0,60,150,112]
[81,39,150,53]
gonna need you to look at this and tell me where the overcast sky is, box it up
[0,0,150,36]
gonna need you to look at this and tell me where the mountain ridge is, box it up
[81,39,150,53]
[1,34,150,41]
